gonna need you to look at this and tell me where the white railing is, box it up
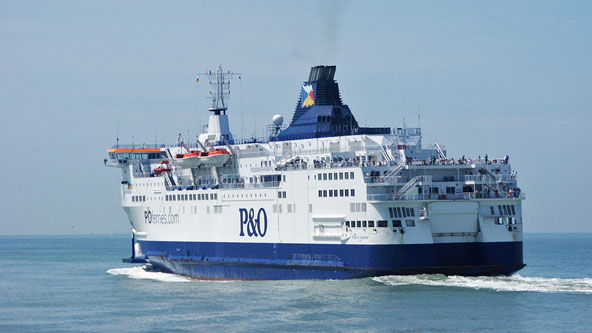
[367,190,524,201]
[464,174,517,183]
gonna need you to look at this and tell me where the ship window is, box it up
[378,220,388,227]
[363,221,367,228]
[309,204,312,213]
[345,172,349,180]
[273,205,277,213]
[406,208,411,217]
[368,220,375,228]
[402,208,407,218]
[357,221,361,228]
[350,172,354,179]
[143,196,146,201]
[389,207,394,218]
[278,204,282,213]
[287,204,292,213]
[184,194,188,201]
[334,172,338,179]
[350,203,355,212]
[132,196,135,202]
[355,203,361,212]
[345,189,349,196]
[351,189,355,197]
[410,208,415,217]
[490,206,495,215]
[278,191,282,198]
[498,205,503,215]
[392,220,402,228]
[339,172,343,180]
[511,205,516,215]
[323,173,327,180]
[430,187,439,194]
[394,207,400,218]
[318,173,322,180]
[323,190,327,197]
[340,189,344,197]
[328,173,333,180]
[361,203,366,212]
[496,217,504,225]
[318,190,322,197]
[346,221,350,227]
[406,220,415,227]
[446,187,455,194]
[193,194,197,200]
[214,194,217,200]
[210,194,214,200]
[503,205,508,215]
[329,190,333,197]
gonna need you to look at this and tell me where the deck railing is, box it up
[367,191,525,201]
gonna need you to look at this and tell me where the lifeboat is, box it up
[173,151,203,168]
[200,149,231,167]
[153,160,171,175]
[173,149,231,168]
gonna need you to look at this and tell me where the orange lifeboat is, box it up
[153,160,171,175]
[173,149,231,168]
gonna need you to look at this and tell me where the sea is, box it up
[0,233,590,332]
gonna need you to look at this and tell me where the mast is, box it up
[198,65,240,145]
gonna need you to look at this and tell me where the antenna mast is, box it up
[200,65,241,116]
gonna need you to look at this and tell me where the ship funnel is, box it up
[308,65,336,82]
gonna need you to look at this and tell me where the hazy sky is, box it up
[1,1,591,234]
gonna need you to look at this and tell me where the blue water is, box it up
[0,234,590,332]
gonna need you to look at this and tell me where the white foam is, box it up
[107,265,191,283]
[372,274,592,294]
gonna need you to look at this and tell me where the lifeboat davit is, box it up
[173,149,231,168]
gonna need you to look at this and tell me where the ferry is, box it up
[105,65,525,280]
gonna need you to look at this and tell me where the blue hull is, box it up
[137,240,525,280]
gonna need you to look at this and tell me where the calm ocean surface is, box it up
[0,233,590,332]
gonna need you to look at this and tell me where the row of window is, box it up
[345,219,415,228]
[110,152,165,160]
[165,193,217,201]
[278,191,287,199]
[272,204,296,213]
[132,195,146,202]
[318,189,356,198]
[495,217,517,225]
[490,204,516,216]
[160,205,218,215]
[317,172,355,181]
[388,207,415,218]
[350,202,367,213]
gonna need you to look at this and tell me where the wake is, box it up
[107,265,191,283]
[373,274,592,294]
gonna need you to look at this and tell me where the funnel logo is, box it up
[301,84,315,107]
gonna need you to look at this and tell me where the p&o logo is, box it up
[239,208,267,237]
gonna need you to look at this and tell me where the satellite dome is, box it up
[272,114,284,127]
